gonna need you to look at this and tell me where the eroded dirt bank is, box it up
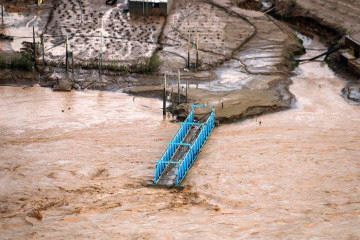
[127,0,304,122]
[271,0,360,102]
[274,0,360,38]
[0,36,359,238]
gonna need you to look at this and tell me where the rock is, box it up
[343,84,360,103]
[53,78,73,92]
[73,83,81,90]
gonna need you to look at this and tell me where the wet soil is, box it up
[273,0,360,39]
[3,1,38,13]
[0,0,306,122]
[271,0,360,103]
[128,0,304,122]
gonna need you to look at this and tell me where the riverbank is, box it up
[0,0,359,120]
[0,0,304,123]
[270,0,360,102]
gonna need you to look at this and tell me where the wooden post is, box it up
[72,51,74,73]
[178,70,181,104]
[196,30,199,70]
[33,25,36,68]
[186,81,188,103]
[187,30,191,69]
[99,19,103,74]
[99,52,102,75]
[171,87,173,105]
[1,4,4,25]
[163,73,167,117]
[65,35,68,73]
[41,35,45,66]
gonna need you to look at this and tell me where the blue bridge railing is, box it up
[153,104,216,186]
[176,111,215,185]
[153,111,194,183]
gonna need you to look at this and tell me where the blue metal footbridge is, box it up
[154,104,216,187]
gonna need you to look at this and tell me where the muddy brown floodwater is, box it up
[0,39,360,239]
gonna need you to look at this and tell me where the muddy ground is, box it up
[0,0,359,117]
[274,0,360,38]
[271,0,360,102]
[43,0,164,65]
[124,0,304,121]
[0,0,305,122]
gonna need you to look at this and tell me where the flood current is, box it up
[0,34,359,239]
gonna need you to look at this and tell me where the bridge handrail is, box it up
[153,111,194,183]
[176,111,215,185]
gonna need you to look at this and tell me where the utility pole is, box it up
[163,73,167,117]
[178,70,181,104]
[33,25,36,68]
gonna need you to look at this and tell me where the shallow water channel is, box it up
[0,35,359,239]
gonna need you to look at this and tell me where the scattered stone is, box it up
[73,83,81,90]
[53,78,73,92]
[342,84,360,103]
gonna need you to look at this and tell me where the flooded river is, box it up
[0,40,359,238]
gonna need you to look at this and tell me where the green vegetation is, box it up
[0,52,33,71]
[22,52,161,74]
[80,53,161,74]
[132,54,161,74]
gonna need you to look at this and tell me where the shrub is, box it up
[131,54,161,73]
[10,53,33,71]
[0,55,6,68]
[147,53,161,73]
[0,52,33,71]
